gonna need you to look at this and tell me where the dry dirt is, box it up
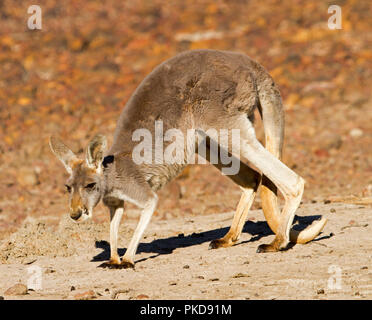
[0,202,371,300]
[0,0,371,301]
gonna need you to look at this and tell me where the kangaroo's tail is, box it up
[257,76,327,244]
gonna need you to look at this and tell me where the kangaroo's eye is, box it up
[85,182,96,190]
[65,185,72,193]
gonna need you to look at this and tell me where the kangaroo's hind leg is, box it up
[236,117,305,252]
[209,187,257,249]
[200,135,261,249]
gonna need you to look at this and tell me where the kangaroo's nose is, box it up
[70,209,83,221]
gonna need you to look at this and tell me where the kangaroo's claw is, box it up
[120,259,135,269]
[98,258,122,269]
[209,238,236,249]
[98,258,135,269]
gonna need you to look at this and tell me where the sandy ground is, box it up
[0,202,371,300]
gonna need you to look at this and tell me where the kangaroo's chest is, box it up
[142,163,187,191]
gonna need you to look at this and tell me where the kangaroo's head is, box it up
[49,134,107,222]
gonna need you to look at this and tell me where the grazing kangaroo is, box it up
[50,49,327,269]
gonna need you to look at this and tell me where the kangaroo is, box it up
[49,49,327,269]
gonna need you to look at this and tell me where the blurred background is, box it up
[0,0,371,239]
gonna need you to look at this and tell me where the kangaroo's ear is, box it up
[49,135,78,174]
[86,134,107,172]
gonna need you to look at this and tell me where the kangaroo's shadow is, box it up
[92,214,325,263]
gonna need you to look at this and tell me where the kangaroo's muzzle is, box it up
[70,207,88,221]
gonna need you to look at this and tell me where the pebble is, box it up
[136,294,149,299]
[232,273,250,278]
[330,208,336,213]
[45,268,56,274]
[23,258,37,265]
[74,290,96,300]
[349,128,363,138]
[4,284,28,296]
[317,289,325,295]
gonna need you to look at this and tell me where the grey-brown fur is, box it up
[107,49,277,191]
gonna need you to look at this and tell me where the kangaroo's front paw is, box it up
[209,237,236,249]
[98,257,122,269]
[256,243,280,253]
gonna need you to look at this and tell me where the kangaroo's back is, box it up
[108,49,270,156]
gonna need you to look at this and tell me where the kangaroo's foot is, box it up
[98,257,121,269]
[256,234,290,253]
[120,258,135,269]
[209,188,256,250]
[209,236,236,249]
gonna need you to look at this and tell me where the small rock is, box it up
[209,278,219,282]
[136,294,149,300]
[355,291,360,296]
[232,273,250,278]
[349,128,363,138]
[70,286,76,291]
[74,290,96,300]
[111,289,132,300]
[0,296,4,300]
[330,208,336,213]
[45,268,56,274]
[183,265,190,269]
[191,232,203,238]
[324,200,331,204]
[23,258,37,265]
[4,284,28,296]
[361,266,368,270]
[314,148,329,158]
[169,281,177,286]
[196,276,204,279]
[317,289,325,295]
